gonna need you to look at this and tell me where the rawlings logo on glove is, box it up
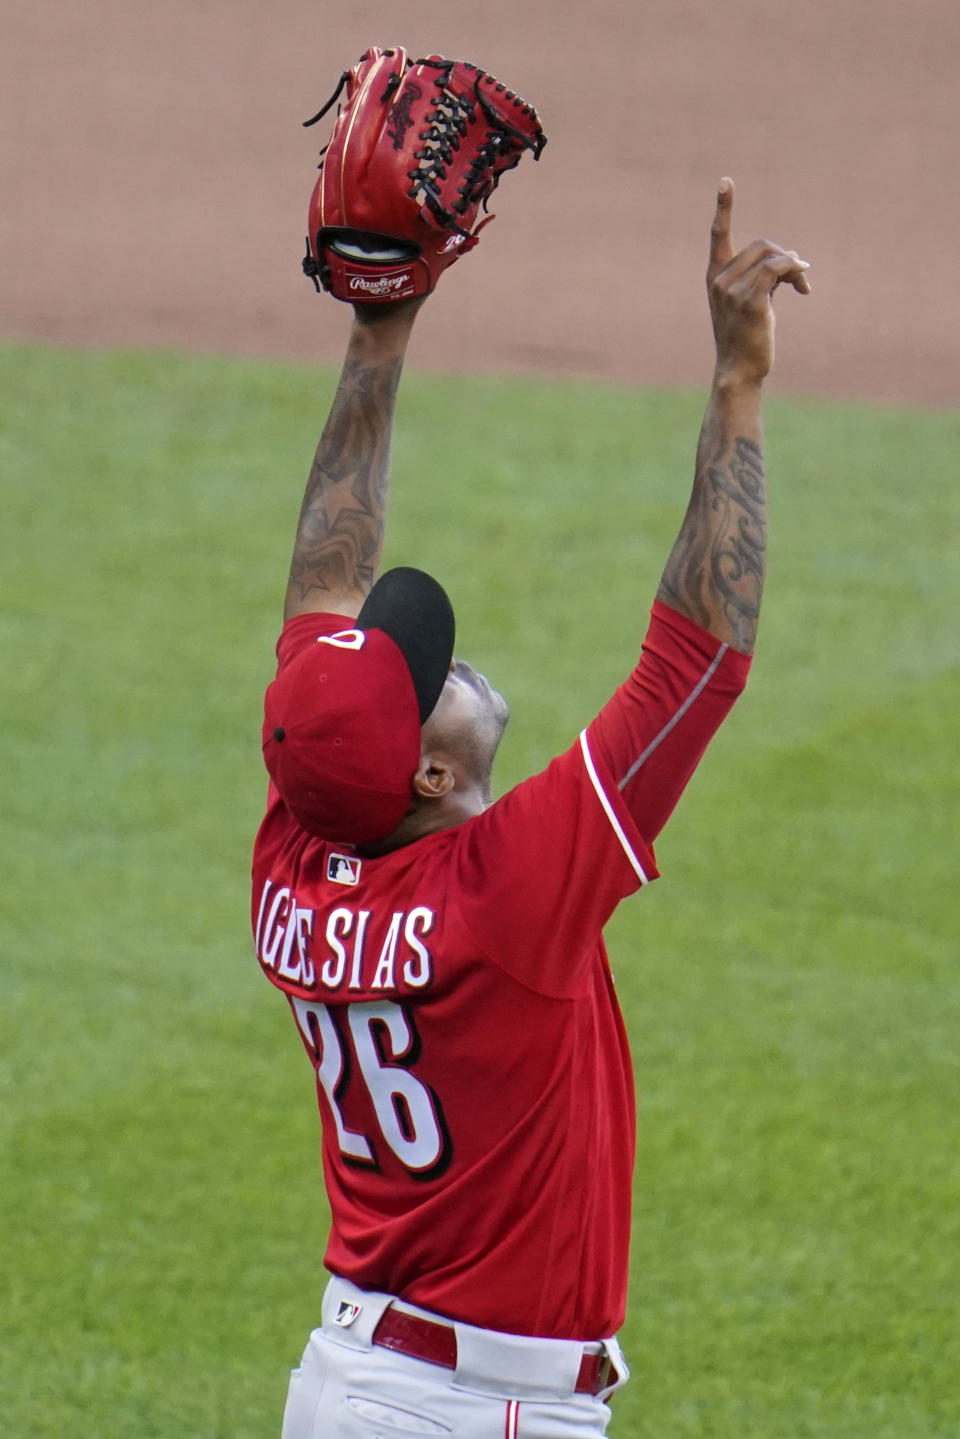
[301,48,547,303]
[348,273,414,297]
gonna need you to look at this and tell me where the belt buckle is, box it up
[594,1349,615,1394]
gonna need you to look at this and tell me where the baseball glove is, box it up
[301,47,546,303]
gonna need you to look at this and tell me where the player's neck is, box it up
[360,788,487,857]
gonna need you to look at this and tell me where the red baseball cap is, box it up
[262,568,455,844]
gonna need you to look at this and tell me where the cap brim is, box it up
[356,567,455,724]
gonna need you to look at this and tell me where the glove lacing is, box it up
[406,58,544,234]
[407,82,478,233]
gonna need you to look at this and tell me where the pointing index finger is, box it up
[709,176,736,274]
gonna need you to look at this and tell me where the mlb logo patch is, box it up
[327,853,361,886]
[334,1300,362,1328]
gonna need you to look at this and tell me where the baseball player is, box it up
[253,51,809,1439]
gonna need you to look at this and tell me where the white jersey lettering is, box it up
[277,904,315,986]
[254,878,274,955]
[322,907,352,988]
[255,882,437,995]
[260,886,292,971]
[348,910,372,990]
[402,907,435,988]
[370,912,403,990]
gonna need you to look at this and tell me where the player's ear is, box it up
[412,753,456,801]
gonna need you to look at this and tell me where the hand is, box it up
[707,178,811,388]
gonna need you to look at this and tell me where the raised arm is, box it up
[657,179,810,654]
[284,298,424,623]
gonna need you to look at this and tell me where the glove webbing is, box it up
[407,84,478,232]
[408,58,543,233]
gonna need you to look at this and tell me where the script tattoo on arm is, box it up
[286,352,405,619]
[657,406,766,654]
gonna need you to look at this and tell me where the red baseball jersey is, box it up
[252,601,750,1340]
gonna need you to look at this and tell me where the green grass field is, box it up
[2,339,957,1438]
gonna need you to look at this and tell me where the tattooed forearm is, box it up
[657,400,766,653]
[286,352,404,616]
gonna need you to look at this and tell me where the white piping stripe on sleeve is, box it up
[580,730,651,885]
[617,643,728,791]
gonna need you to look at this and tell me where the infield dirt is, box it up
[2,0,956,405]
